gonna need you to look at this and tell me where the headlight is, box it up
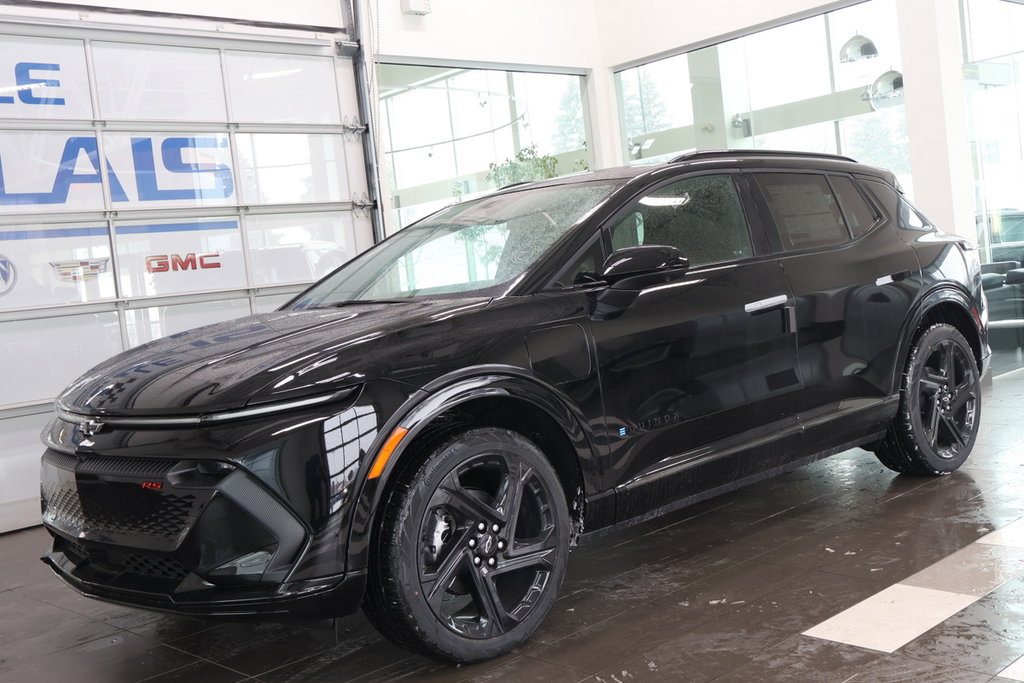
[55,386,359,429]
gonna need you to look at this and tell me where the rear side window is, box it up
[829,176,879,237]
[898,199,931,231]
[755,173,849,250]
[608,173,753,267]
[862,178,933,233]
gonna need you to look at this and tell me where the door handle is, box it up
[744,294,787,313]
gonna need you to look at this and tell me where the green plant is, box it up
[486,145,560,187]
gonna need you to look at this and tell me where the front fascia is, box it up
[40,377,417,617]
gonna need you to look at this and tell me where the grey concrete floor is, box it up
[2,368,1024,682]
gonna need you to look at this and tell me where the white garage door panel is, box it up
[0,18,371,532]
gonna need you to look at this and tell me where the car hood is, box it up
[57,299,490,416]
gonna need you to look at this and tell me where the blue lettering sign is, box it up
[0,136,233,206]
[14,62,65,105]
[133,137,234,201]
[0,137,127,205]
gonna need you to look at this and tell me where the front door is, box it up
[586,172,803,521]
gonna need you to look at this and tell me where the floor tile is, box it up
[1000,654,1024,681]
[898,590,1024,675]
[710,634,884,682]
[802,584,978,653]
[979,518,1024,549]
[901,542,1024,596]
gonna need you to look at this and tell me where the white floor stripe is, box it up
[804,516,1024,653]
[1001,654,1024,681]
[977,517,1024,548]
[803,584,977,653]
[900,542,1024,596]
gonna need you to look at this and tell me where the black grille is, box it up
[42,479,200,543]
[63,539,190,582]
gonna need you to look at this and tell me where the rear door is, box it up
[750,171,921,449]
[584,171,803,521]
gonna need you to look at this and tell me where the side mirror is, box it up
[600,245,689,289]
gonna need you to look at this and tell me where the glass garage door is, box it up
[0,20,373,531]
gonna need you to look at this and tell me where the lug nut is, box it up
[468,538,477,548]
[478,522,486,532]
[492,523,500,533]
[473,556,482,566]
[487,557,496,567]
[497,540,505,551]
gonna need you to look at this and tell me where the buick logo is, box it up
[0,255,15,297]
[79,418,104,437]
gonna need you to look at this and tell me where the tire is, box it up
[875,323,981,475]
[363,427,570,663]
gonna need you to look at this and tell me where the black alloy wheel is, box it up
[875,323,981,475]
[364,427,569,662]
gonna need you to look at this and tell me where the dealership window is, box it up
[378,64,589,232]
[0,16,371,532]
[962,0,1024,368]
[614,0,910,194]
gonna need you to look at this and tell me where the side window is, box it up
[755,173,850,250]
[608,174,753,267]
[829,176,879,237]
[898,199,931,231]
[862,178,933,233]
[550,238,604,288]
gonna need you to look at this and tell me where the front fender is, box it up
[345,366,601,573]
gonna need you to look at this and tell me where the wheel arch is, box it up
[347,369,597,573]
[893,286,985,392]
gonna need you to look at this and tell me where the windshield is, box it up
[289,182,617,308]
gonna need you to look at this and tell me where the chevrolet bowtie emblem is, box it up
[79,418,104,437]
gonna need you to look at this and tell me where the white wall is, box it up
[373,0,602,69]
[594,0,858,67]
[40,0,345,28]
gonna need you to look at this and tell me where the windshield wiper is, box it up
[321,299,416,308]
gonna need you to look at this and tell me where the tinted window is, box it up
[551,237,604,288]
[898,199,930,231]
[609,174,752,267]
[756,173,849,250]
[830,176,878,237]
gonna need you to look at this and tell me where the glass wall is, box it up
[614,0,910,193]
[0,23,368,531]
[378,64,588,231]
[963,0,1024,365]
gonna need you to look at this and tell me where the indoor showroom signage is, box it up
[0,37,235,213]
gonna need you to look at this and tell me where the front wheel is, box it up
[875,323,981,475]
[364,427,570,663]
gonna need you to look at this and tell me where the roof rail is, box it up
[669,149,858,164]
[498,180,535,190]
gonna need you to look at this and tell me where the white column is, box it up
[896,0,975,238]
[585,66,624,169]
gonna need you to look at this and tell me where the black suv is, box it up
[40,150,989,663]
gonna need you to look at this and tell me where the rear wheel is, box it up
[875,323,981,475]
[364,427,569,662]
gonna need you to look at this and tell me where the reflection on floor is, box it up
[2,369,1024,682]
[990,346,1024,377]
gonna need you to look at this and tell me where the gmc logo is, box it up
[146,253,221,273]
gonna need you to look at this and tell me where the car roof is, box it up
[493,149,895,195]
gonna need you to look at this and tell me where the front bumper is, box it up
[37,392,384,620]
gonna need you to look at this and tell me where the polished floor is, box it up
[2,369,1024,682]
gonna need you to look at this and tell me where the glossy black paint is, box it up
[39,151,990,622]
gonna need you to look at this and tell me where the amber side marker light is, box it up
[368,427,409,479]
